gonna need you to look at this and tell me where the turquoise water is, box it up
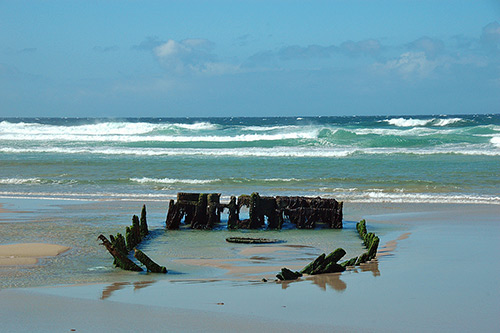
[0,199,372,288]
[1,114,499,204]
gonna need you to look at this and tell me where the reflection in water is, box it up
[101,282,129,300]
[97,233,409,296]
[360,261,380,276]
[279,272,347,291]
[308,273,347,291]
[133,280,156,291]
[100,280,157,299]
[348,260,380,277]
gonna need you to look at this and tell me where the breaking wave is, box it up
[1,146,499,157]
[0,121,218,136]
[383,117,464,127]
[130,177,220,185]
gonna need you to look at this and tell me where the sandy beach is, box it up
[0,199,499,332]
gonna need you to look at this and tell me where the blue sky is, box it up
[0,0,499,117]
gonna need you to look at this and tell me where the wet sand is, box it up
[0,243,70,266]
[0,201,499,331]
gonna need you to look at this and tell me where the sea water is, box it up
[0,114,499,204]
[0,115,499,287]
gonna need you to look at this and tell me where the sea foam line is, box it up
[0,190,498,205]
[130,177,220,184]
[0,131,318,143]
[0,178,41,185]
[0,121,218,135]
[382,117,464,127]
[0,191,176,202]
[341,191,500,205]
[1,146,499,157]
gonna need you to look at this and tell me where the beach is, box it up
[0,116,499,331]
[2,0,499,329]
[0,199,499,332]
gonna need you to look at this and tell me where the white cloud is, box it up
[153,38,238,75]
[377,52,438,78]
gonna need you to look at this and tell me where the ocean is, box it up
[1,114,499,204]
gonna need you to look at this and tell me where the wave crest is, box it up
[130,177,220,184]
[383,117,464,127]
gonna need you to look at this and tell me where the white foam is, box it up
[0,190,176,202]
[241,125,300,132]
[352,127,438,136]
[130,177,220,185]
[171,122,219,130]
[0,178,40,184]
[0,130,318,143]
[1,145,499,157]
[491,136,500,148]
[261,178,301,182]
[342,191,500,205]
[0,121,218,137]
[384,118,432,127]
[0,121,158,135]
[432,118,463,126]
[383,117,466,128]
[0,190,498,205]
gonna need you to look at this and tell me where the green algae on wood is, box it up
[311,248,346,275]
[300,253,326,275]
[98,234,143,272]
[276,267,302,281]
[134,248,167,274]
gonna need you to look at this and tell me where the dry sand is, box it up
[0,243,70,266]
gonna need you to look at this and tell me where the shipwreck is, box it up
[165,192,343,230]
[98,193,379,280]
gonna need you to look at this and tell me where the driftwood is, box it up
[97,234,142,271]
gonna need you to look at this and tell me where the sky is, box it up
[0,0,499,117]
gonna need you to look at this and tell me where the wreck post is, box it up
[206,193,221,229]
[140,204,148,237]
[132,215,141,245]
[227,196,239,229]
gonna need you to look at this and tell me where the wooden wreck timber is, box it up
[134,249,167,274]
[277,220,381,280]
[98,234,143,272]
[165,192,343,230]
[225,237,284,244]
[99,205,168,273]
